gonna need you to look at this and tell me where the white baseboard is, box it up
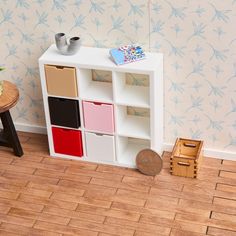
[163,143,236,161]
[11,124,236,161]
[15,122,47,134]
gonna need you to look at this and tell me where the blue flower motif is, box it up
[188,22,206,41]
[193,5,205,17]
[212,65,223,78]
[152,2,162,14]
[0,9,13,25]
[205,115,224,131]
[128,0,145,17]
[34,11,49,28]
[210,3,231,23]
[108,16,125,34]
[206,80,226,97]
[186,95,204,111]
[209,44,228,61]
[110,0,121,12]
[166,40,185,57]
[16,0,29,8]
[150,19,165,36]
[90,0,105,14]
[71,14,86,30]
[186,60,205,78]
[210,100,221,112]
[52,0,66,11]
[166,1,187,20]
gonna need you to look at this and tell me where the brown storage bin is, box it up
[170,138,203,178]
[45,65,78,97]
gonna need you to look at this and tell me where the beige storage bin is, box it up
[45,65,78,97]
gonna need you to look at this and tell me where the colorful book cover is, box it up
[109,44,146,65]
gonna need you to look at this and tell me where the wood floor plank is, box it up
[207,227,236,236]
[51,192,112,208]
[176,213,236,232]
[84,189,146,207]
[0,222,62,236]
[66,167,123,182]
[34,169,91,184]
[140,214,207,234]
[18,194,78,210]
[69,218,135,236]
[43,206,105,223]
[34,221,98,236]
[216,183,236,193]
[111,201,175,219]
[42,157,98,170]
[90,177,150,193]
[104,216,171,235]
[0,213,35,227]
[170,229,207,236]
[77,204,140,221]
[213,196,236,208]
[27,182,85,197]
[8,207,70,225]
[2,171,59,185]
[12,159,66,172]
[211,211,236,223]
[219,171,236,180]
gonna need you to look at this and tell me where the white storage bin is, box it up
[85,132,115,163]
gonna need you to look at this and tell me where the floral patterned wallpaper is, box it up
[0,0,235,155]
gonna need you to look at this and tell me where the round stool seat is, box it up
[0,81,19,113]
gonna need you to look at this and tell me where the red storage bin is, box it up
[52,127,83,157]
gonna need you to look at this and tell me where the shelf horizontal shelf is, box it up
[115,86,149,108]
[81,81,113,103]
[117,115,150,140]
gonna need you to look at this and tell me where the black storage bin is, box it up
[48,97,80,128]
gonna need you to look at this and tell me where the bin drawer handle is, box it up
[184,142,196,148]
[177,162,190,166]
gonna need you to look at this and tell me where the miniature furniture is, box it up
[0,81,23,157]
[39,45,163,167]
[170,138,203,178]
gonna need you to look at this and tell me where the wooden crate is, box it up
[170,138,203,178]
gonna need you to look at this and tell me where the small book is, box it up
[109,44,146,65]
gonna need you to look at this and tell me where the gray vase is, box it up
[55,33,81,55]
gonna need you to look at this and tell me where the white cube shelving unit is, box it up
[39,45,163,168]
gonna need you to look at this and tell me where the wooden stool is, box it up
[0,81,23,157]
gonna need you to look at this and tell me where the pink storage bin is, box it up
[82,101,114,134]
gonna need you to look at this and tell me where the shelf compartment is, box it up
[52,127,83,157]
[116,105,150,139]
[114,72,150,108]
[85,132,115,163]
[117,136,150,167]
[45,65,78,97]
[79,69,113,103]
[83,101,114,134]
[48,97,80,128]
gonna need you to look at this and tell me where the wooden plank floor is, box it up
[0,132,235,236]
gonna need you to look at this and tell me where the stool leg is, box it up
[0,111,23,157]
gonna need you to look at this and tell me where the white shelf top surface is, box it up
[116,86,149,108]
[118,115,150,139]
[80,81,113,103]
[39,45,163,73]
